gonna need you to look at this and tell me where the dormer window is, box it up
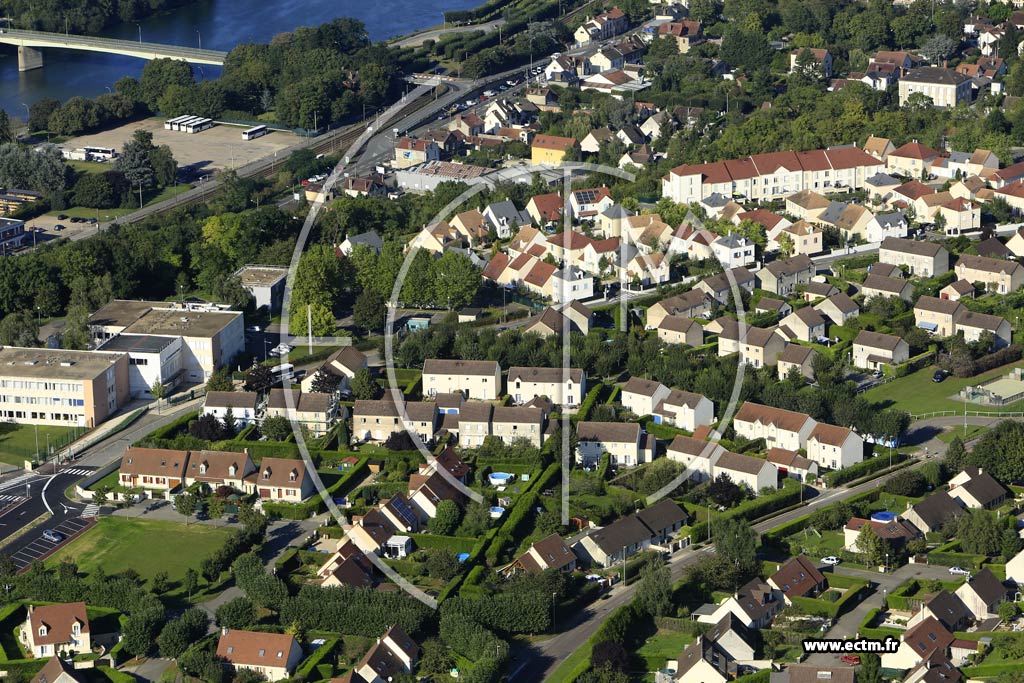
[199,463,208,474]
[263,469,271,480]
[229,464,237,477]
[72,623,80,635]
[289,471,297,481]
[38,626,46,637]
[258,649,266,657]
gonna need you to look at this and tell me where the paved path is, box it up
[391,20,505,47]
[124,657,174,683]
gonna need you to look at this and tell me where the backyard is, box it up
[862,360,1024,416]
[46,517,231,591]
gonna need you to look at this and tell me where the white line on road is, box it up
[40,474,56,515]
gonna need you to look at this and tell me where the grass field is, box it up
[0,423,78,466]
[46,185,191,221]
[635,628,694,670]
[47,518,230,589]
[862,361,1024,416]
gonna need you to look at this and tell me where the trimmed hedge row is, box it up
[858,607,902,641]
[574,384,605,423]
[295,638,338,679]
[483,462,558,567]
[927,551,986,571]
[790,576,868,618]
[961,662,1024,677]
[406,534,477,553]
[823,453,908,487]
[688,481,805,545]
[761,489,880,546]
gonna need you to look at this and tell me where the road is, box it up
[391,20,505,47]
[515,415,1001,682]
[0,397,205,565]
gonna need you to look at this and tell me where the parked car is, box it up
[933,369,948,383]
[42,530,65,543]
[949,566,971,576]
[840,654,861,665]
[53,224,64,231]
[56,214,68,220]
[821,556,841,566]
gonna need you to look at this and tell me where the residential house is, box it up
[655,387,712,430]
[864,211,909,243]
[884,616,976,670]
[526,192,564,225]
[768,555,827,604]
[864,135,896,162]
[658,20,704,52]
[755,297,793,319]
[264,389,336,438]
[483,201,531,239]
[22,603,90,658]
[770,667,855,683]
[408,470,467,522]
[785,190,831,221]
[714,450,777,493]
[898,67,972,108]
[861,273,914,302]
[948,466,1007,510]
[490,406,545,448]
[695,268,757,304]
[508,366,585,408]
[734,402,816,452]
[422,359,501,400]
[879,237,949,277]
[775,221,823,256]
[646,290,712,329]
[908,591,971,632]
[937,198,980,235]
[789,48,833,79]
[217,630,303,682]
[955,310,1012,348]
[806,424,864,470]
[914,296,963,336]
[568,187,614,220]
[955,568,1006,620]
[574,7,627,44]
[779,307,827,343]
[955,254,1024,294]
[30,654,87,683]
[301,346,367,395]
[248,457,314,503]
[1007,227,1024,257]
[184,449,256,491]
[777,344,818,381]
[852,330,909,370]
[531,135,579,166]
[886,141,943,177]
[580,127,615,154]
[667,435,722,483]
[502,534,578,576]
[118,446,189,492]
[711,234,756,269]
[347,626,420,683]
[635,500,688,544]
[814,293,859,325]
[758,255,815,296]
[739,326,788,368]
[393,137,440,169]
[843,516,920,553]
[620,377,670,417]
[657,315,704,347]
[575,421,653,467]
[903,491,966,535]
[696,578,783,629]
[575,515,654,568]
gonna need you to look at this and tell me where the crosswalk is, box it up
[0,494,23,504]
[0,473,38,491]
[61,468,93,477]
[81,504,100,518]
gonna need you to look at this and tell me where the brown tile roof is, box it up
[778,344,816,366]
[509,366,584,383]
[32,653,83,683]
[765,448,813,470]
[622,376,665,397]
[956,310,1008,332]
[636,499,688,533]
[956,253,1022,276]
[903,617,954,659]
[880,236,945,258]
[770,554,826,598]
[481,253,510,280]
[267,388,331,414]
[862,273,910,294]
[892,141,942,160]
[576,421,640,444]
[205,391,258,410]
[29,603,89,646]
[532,134,578,151]
[524,533,577,571]
[735,402,813,433]
[186,450,254,482]
[492,406,543,424]
[715,450,771,475]
[216,629,299,668]
[250,457,308,488]
[781,665,856,683]
[763,254,814,278]
[854,330,904,351]
[667,435,719,458]
[809,423,855,447]
[524,260,557,287]
[120,447,189,478]
[915,295,963,316]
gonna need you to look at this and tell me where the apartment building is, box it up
[898,67,972,108]
[0,347,129,428]
[264,389,337,438]
[97,334,183,399]
[234,265,288,315]
[662,147,882,205]
[422,359,502,400]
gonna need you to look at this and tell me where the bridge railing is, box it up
[0,28,227,60]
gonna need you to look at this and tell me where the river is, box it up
[0,0,480,114]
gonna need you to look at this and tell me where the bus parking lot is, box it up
[61,117,298,173]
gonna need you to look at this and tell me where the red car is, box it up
[840,654,861,665]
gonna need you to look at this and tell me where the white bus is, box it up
[242,125,268,140]
[172,115,200,131]
[271,363,294,383]
[164,115,191,130]
[185,118,214,134]
[83,146,116,161]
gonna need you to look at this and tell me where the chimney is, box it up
[222,627,228,636]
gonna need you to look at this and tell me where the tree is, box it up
[432,251,482,310]
[222,407,237,436]
[309,370,341,395]
[117,130,157,196]
[590,641,631,672]
[350,367,379,400]
[920,34,959,64]
[713,517,759,582]
[425,548,460,581]
[175,492,197,525]
[183,568,199,599]
[151,380,166,407]
[859,653,882,683]
[190,413,228,441]
[91,485,111,507]
[883,470,926,497]
[216,596,257,629]
[244,364,275,393]
[207,367,234,393]
[635,563,672,617]
[0,110,12,144]
[428,500,462,536]
[352,289,386,333]
[149,145,178,188]
[28,98,60,132]
[0,311,39,347]
[158,608,208,659]
[708,473,744,508]
[855,524,891,566]
[958,510,1002,555]
[289,244,344,336]
[151,571,170,594]
[1000,600,1019,623]
[72,172,118,209]
[254,413,290,443]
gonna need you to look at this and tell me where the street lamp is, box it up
[135,23,142,44]
[196,29,202,50]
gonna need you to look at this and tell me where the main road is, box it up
[513,416,1001,682]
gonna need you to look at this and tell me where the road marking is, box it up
[40,471,56,515]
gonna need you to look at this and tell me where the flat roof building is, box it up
[235,265,288,315]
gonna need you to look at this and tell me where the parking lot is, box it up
[11,517,92,570]
[61,117,299,174]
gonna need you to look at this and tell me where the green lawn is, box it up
[47,517,231,589]
[636,629,694,670]
[862,361,1024,416]
[0,423,79,466]
[47,185,191,221]
[937,425,988,443]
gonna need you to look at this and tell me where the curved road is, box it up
[391,19,505,47]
